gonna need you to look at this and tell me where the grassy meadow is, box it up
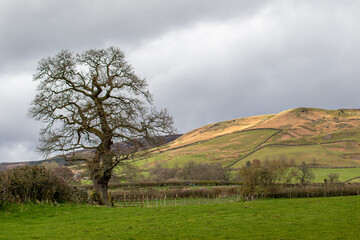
[1,196,359,240]
[312,167,360,183]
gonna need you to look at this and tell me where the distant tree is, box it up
[176,161,198,180]
[290,158,296,166]
[326,173,340,184]
[176,161,231,181]
[41,161,60,170]
[149,163,180,182]
[114,162,141,182]
[238,158,291,200]
[311,158,318,167]
[29,47,175,205]
[291,162,315,184]
[252,159,261,166]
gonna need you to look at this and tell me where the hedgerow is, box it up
[0,165,87,207]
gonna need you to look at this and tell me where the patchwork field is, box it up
[1,196,359,239]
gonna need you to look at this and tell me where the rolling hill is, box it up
[137,108,360,169]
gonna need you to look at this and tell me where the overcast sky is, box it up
[1,0,360,163]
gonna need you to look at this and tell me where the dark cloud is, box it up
[0,0,267,73]
[1,0,360,162]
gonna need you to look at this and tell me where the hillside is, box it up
[138,108,360,169]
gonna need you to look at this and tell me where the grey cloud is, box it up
[0,0,268,73]
[0,73,41,162]
[1,0,360,162]
[0,142,40,163]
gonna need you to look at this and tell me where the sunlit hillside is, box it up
[138,108,360,169]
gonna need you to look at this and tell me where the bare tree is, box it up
[326,173,340,184]
[291,162,315,184]
[149,163,180,182]
[238,158,291,200]
[29,47,175,205]
[176,161,231,181]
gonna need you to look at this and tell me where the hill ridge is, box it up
[143,107,360,168]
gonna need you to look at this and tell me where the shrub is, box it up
[0,171,12,207]
[0,165,87,205]
[51,166,76,183]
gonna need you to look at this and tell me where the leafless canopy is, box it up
[30,46,174,157]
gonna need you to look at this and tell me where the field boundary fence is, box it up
[116,195,242,208]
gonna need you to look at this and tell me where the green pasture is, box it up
[226,167,360,183]
[1,196,359,239]
[231,143,360,168]
[312,168,360,183]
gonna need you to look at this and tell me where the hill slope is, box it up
[138,108,360,168]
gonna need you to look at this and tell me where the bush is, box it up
[0,165,88,205]
[51,166,76,183]
[0,172,13,207]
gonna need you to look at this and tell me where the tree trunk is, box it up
[94,179,110,206]
[89,145,113,206]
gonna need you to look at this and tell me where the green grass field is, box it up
[312,167,360,183]
[1,196,359,239]
[232,143,360,168]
